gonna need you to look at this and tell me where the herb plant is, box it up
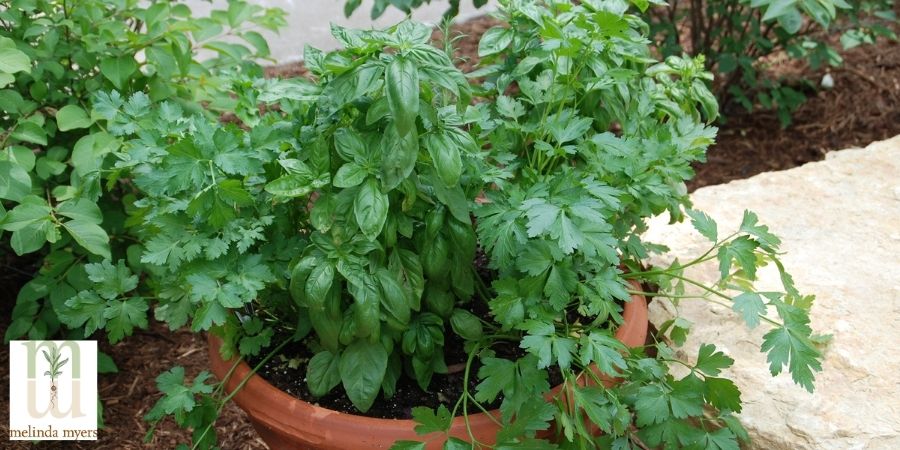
[72,1,823,448]
[0,0,285,343]
[94,17,480,418]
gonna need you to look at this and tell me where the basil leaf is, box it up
[305,263,335,310]
[333,163,367,188]
[354,178,389,241]
[340,340,388,412]
[385,55,419,138]
[307,351,342,397]
[424,132,462,187]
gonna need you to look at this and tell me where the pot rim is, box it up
[207,282,648,438]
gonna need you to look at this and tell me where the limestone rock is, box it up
[643,135,900,450]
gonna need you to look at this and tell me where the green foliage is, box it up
[342,0,490,20]
[647,0,897,125]
[99,19,478,416]
[343,0,896,126]
[1,0,285,343]
[56,1,823,448]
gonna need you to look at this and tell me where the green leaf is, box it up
[691,79,719,122]
[634,385,669,426]
[496,95,525,119]
[449,309,483,341]
[377,269,411,328]
[333,128,367,161]
[761,303,822,392]
[695,344,734,376]
[777,7,803,34]
[85,260,139,300]
[191,301,228,332]
[411,404,453,435]
[390,442,427,450]
[385,56,419,137]
[340,340,388,412]
[739,210,781,251]
[334,163,367,188]
[544,262,577,308]
[496,397,555,442]
[144,367,214,421]
[424,133,462,187]
[59,291,108,336]
[11,122,47,146]
[56,105,93,131]
[669,375,704,419]
[305,263,335,310]
[762,0,798,21]
[354,178,389,241]
[717,236,759,280]
[264,171,324,198]
[443,437,471,450]
[0,46,31,73]
[63,220,111,259]
[478,27,513,57]
[103,298,149,343]
[71,132,119,176]
[579,332,628,376]
[705,377,742,413]
[57,199,103,225]
[0,160,32,202]
[100,56,138,90]
[694,427,740,450]
[474,357,514,403]
[686,209,717,242]
[98,351,118,374]
[380,124,419,190]
[307,351,342,397]
[732,292,766,328]
[519,320,576,369]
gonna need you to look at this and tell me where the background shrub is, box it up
[342,0,896,125]
[0,0,285,343]
[647,0,897,125]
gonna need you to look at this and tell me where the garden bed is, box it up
[1,10,899,449]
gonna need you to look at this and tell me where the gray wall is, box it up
[185,0,493,63]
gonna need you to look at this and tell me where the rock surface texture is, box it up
[643,135,900,450]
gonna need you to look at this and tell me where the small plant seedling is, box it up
[43,347,68,410]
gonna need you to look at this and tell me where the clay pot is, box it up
[208,287,648,450]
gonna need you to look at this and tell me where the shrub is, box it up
[0,0,285,343]
[647,0,897,125]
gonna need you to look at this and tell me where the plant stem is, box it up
[671,275,782,328]
[191,338,292,450]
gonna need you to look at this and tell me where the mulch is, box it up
[1,10,898,450]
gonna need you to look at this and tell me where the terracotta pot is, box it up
[208,285,648,450]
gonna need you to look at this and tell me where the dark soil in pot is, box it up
[249,333,559,420]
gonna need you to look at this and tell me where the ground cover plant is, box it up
[50,0,830,448]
